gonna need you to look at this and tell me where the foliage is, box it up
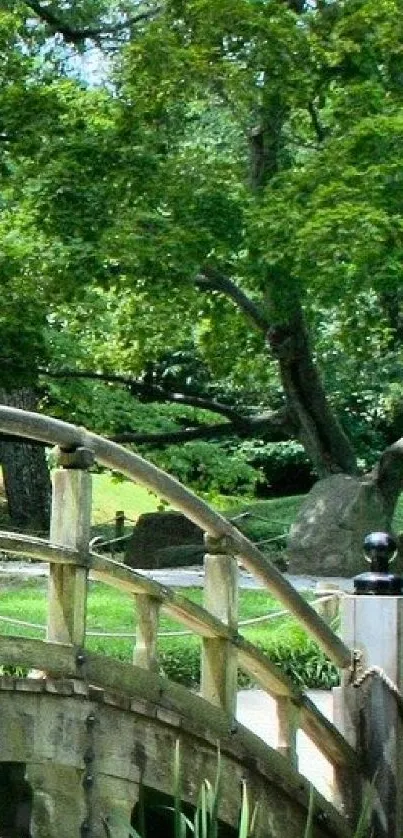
[158,623,338,691]
[2,0,403,492]
[147,441,260,496]
[238,440,316,496]
[106,743,258,838]
[255,624,339,691]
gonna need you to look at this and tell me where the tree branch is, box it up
[42,368,247,424]
[110,408,292,446]
[24,1,162,45]
[110,423,236,445]
[307,101,327,144]
[194,268,270,333]
[42,368,293,446]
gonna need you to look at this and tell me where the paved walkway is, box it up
[237,689,334,800]
[0,560,354,593]
[142,567,353,592]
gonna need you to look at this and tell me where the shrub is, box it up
[148,441,260,496]
[158,623,339,691]
[238,441,316,496]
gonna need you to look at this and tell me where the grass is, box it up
[3,463,403,547]
[0,581,286,640]
[91,473,165,525]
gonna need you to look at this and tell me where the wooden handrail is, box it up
[0,532,86,565]
[0,535,351,772]
[0,407,350,666]
[0,407,365,826]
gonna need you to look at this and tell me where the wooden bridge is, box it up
[0,407,397,838]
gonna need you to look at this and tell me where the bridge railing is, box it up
[0,407,358,818]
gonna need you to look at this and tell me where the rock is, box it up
[125,511,203,569]
[287,474,393,576]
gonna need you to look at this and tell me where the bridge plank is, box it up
[0,636,78,676]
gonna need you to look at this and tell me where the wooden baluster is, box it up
[201,534,238,716]
[47,447,93,647]
[134,595,161,672]
[276,696,298,768]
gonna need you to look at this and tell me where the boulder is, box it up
[287,474,393,576]
[125,511,203,569]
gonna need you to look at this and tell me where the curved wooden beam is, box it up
[0,407,351,666]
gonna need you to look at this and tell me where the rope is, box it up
[351,649,403,716]
[0,615,45,631]
[0,594,337,638]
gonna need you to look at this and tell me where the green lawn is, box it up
[91,473,165,525]
[0,577,309,659]
[91,473,304,529]
[0,580,285,642]
[89,470,403,544]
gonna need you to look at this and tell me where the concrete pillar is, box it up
[26,764,86,838]
[92,774,139,838]
[334,593,403,838]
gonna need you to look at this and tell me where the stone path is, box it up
[237,689,334,801]
[142,567,354,592]
[0,560,354,593]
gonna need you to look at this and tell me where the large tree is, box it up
[3,0,403,566]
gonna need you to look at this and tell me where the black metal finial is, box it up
[363,531,397,570]
[354,532,401,595]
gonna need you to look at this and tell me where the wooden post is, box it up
[47,447,93,647]
[276,697,298,768]
[314,582,340,624]
[201,535,238,716]
[334,593,403,837]
[115,510,125,540]
[134,595,161,671]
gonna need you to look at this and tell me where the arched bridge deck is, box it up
[0,408,359,838]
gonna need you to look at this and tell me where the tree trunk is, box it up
[249,95,358,479]
[0,389,51,532]
[266,304,358,478]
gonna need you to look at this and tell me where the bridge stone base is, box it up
[0,676,350,838]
